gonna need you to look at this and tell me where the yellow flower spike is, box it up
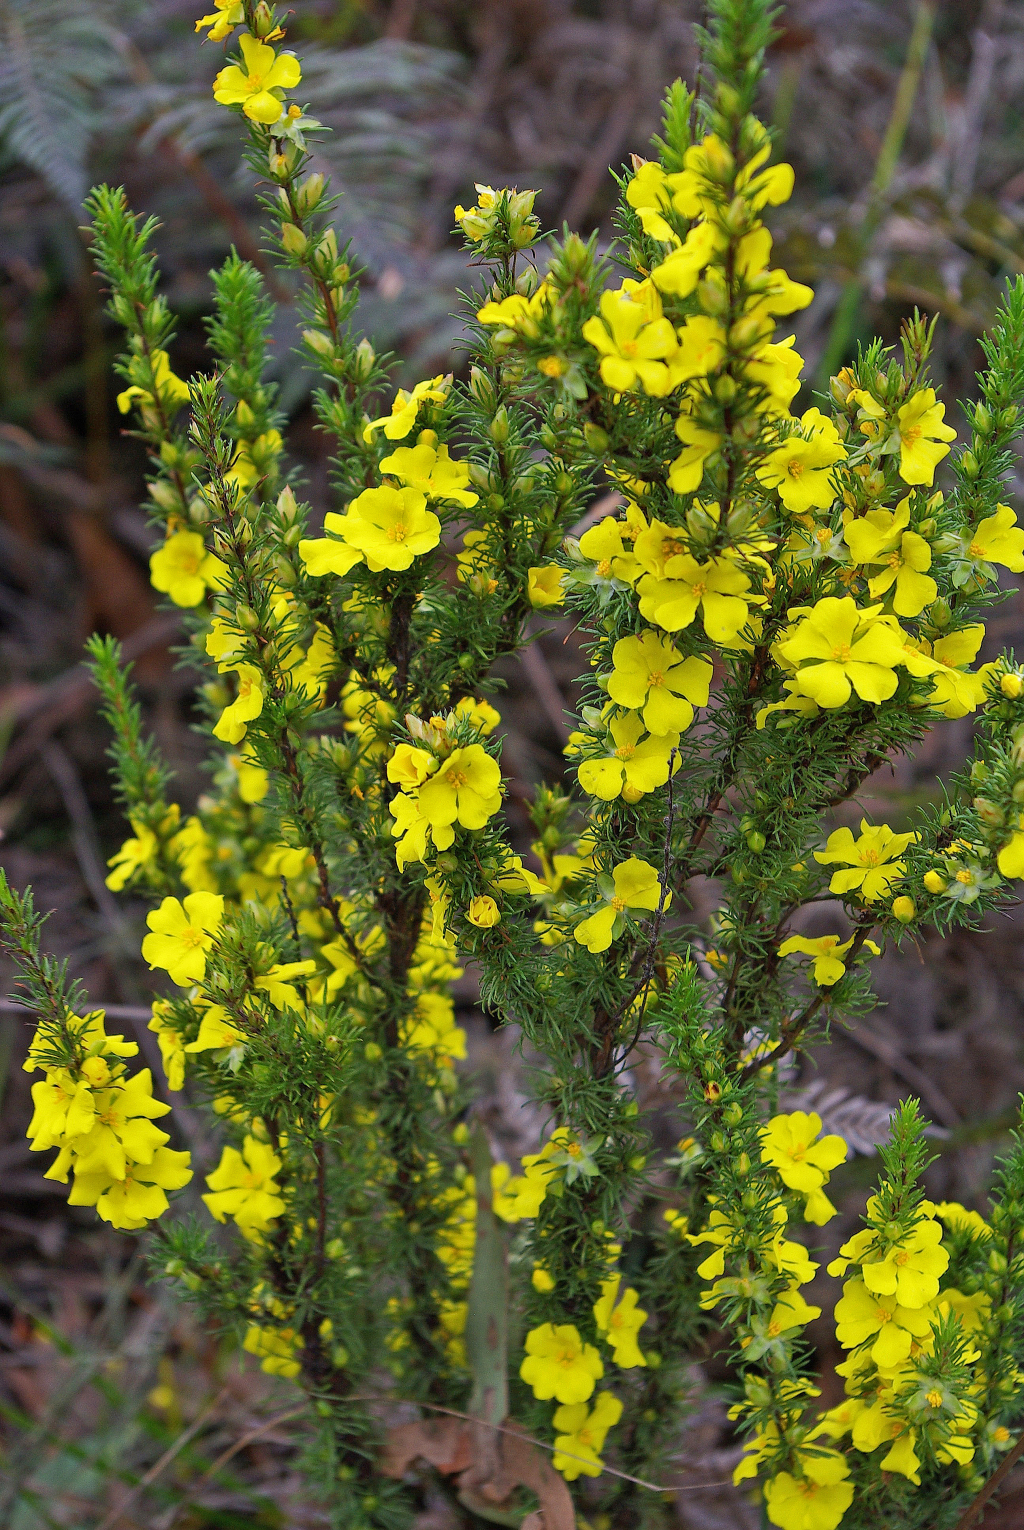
[362,375,449,442]
[762,1455,853,1530]
[574,709,679,802]
[527,566,565,608]
[148,1001,187,1092]
[955,502,1024,582]
[519,1322,603,1404]
[466,894,500,928]
[68,1146,193,1231]
[582,286,680,396]
[212,34,301,125]
[777,932,879,987]
[845,498,937,616]
[649,222,717,295]
[573,856,665,953]
[150,530,227,608]
[203,1135,286,1237]
[756,409,847,515]
[607,630,713,733]
[760,1111,846,1225]
[779,595,907,708]
[893,389,956,485]
[833,1278,934,1367]
[593,1275,648,1368]
[105,821,160,892]
[116,348,191,416]
[416,744,502,836]
[195,1,245,41]
[378,440,478,507]
[813,819,919,903]
[636,553,756,645]
[552,1391,623,1481]
[212,664,265,745]
[142,891,224,986]
[330,485,441,573]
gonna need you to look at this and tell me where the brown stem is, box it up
[952,1425,1024,1530]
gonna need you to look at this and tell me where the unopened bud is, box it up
[295,172,326,215]
[354,338,376,379]
[961,450,979,480]
[489,406,510,444]
[584,423,609,454]
[891,896,916,924]
[697,277,729,316]
[303,327,335,358]
[923,870,947,894]
[974,796,1005,828]
[235,604,259,631]
[1000,671,1024,699]
[469,366,496,410]
[277,484,299,523]
[280,223,307,256]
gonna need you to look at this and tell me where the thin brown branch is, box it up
[953,1424,1024,1530]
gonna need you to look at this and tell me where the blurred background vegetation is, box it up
[2,1,1024,1526]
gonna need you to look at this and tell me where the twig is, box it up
[93,1389,229,1530]
[0,613,182,787]
[518,642,570,745]
[40,741,129,936]
[843,1023,960,1130]
[0,999,151,1021]
[952,1424,1024,1530]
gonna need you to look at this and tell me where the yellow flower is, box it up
[552,1391,623,1480]
[759,1111,846,1225]
[68,1145,192,1231]
[573,856,665,953]
[212,34,301,125]
[141,891,224,986]
[389,791,434,868]
[417,744,502,837]
[671,315,727,381]
[593,1275,647,1367]
[363,376,449,442]
[150,530,226,608]
[845,498,936,616]
[492,1158,554,1221]
[762,1455,853,1530]
[379,440,478,507]
[243,1322,302,1377]
[577,516,642,586]
[574,710,679,802]
[519,1323,603,1404]
[637,554,755,645]
[233,748,270,803]
[183,1003,246,1056]
[954,503,1024,583]
[814,819,918,902]
[757,408,847,514]
[203,1135,285,1236]
[387,743,437,790]
[582,286,680,396]
[226,429,284,489]
[904,626,989,718]
[829,1204,949,1307]
[744,335,804,417]
[332,486,441,572]
[779,596,906,708]
[648,222,717,294]
[778,932,873,987]
[195,1,245,41]
[57,1069,172,1181]
[105,822,159,891]
[116,348,190,416]
[528,566,565,607]
[453,696,501,735]
[607,631,712,733]
[212,665,265,745]
[893,389,956,485]
[933,1201,991,1240]
[401,992,466,1063]
[466,895,500,928]
[667,405,722,494]
[298,512,365,578]
[148,1001,186,1092]
[833,1278,935,1366]
[168,815,217,892]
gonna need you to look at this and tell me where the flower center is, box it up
[895,1250,910,1265]
[566,1143,582,1157]
[615,744,636,760]
[663,538,685,556]
[816,528,832,547]
[179,552,201,574]
[690,580,706,598]
[648,670,664,687]
[767,1320,781,1337]
[831,643,852,662]
[956,868,973,884]
[247,71,264,88]
[926,1389,943,1409]
[180,927,207,950]
[969,540,985,557]
[557,1348,577,1368]
[388,523,409,542]
[876,1308,892,1324]
[887,550,903,569]
[902,424,922,443]
[787,458,804,478]
[597,559,612,577]
[611,896,627,913]
[447,770,468,789]
[863,849,881,866]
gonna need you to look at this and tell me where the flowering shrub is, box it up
[5,0,1024,1526]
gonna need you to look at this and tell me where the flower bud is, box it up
[584,423,609,454]
[923,870,947,894]
[295,173,326,215]
[303,328,335,358]
[354,338,376,379]
[974,797,1004,828]
[469,366,496,410]
[745,830,766,854]
[961,450,979,479]
[280,223,307,256]
[235,604,260,631]
[697,276,729,316]
[891,896,916,924]
[489,406,510,445]
[1000,671,1024,699]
